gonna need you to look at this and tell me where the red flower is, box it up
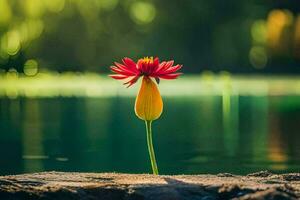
[109,57,182,87]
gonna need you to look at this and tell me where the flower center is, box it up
[141,56,154,64]
[137,57,155,76]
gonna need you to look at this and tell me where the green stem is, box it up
[145,120,159,175]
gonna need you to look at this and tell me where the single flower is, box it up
[109,56,182,175]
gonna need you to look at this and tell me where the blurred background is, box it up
[0,0,300,175]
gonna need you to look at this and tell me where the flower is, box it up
[109,56,182,175]
[110,57,182,87]
[110,57,182,121]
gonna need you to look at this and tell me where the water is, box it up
[1,94,300,175]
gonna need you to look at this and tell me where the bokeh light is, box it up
[251,20,267,45]
[249,46,268,69]
[1,31,21,56]
[24,59,39,76]
[129,1,156,25]
[266,9,293,51]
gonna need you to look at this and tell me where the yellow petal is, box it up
[135,76,163,121]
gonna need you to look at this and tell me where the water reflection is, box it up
[0,93,299,175]
[22,99,45,172]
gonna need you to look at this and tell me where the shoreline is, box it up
[0,171,299,199]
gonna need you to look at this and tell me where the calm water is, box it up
[0,94,300,175]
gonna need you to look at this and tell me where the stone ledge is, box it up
[0,171,299,199]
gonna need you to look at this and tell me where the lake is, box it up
[0,74,299,175]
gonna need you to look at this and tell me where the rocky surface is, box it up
[0,171,299,199]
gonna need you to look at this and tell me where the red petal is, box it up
[155,60,174,73]
[124,76,140,87]
[110,66,136,76]
[122,58,139,72]
[109,74,129,80]
[163,61,174,70]
[158,73,182,79]
[114,62,138,75]
[164,64,182,73]
[154,61,166,73]
[153,57,159,68]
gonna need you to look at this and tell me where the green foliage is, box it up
[0,0,299,74]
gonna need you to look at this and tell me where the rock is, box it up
[0,171,299,200]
